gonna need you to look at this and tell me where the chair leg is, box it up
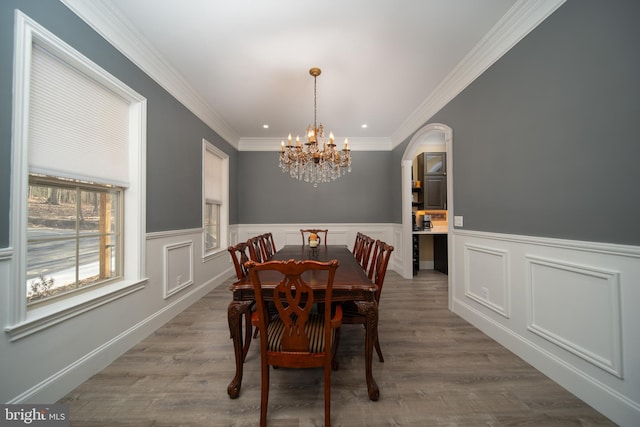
[374,333,384,363]
[331,328,340,370]
[324,364,331,427]
[260,363,269,427]
[242,310,252,362]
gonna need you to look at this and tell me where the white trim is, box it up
[0,247,13,261]
[463,243,510,319]
[146,228,204,240]
[6,262,230,404]
[8,11,147,335]
[451,228,640,426]
[239,136,392,152]
[454,228,640,259]
[202,140,229,257]
[391,0,567,147]
[163,241,194,299]
[525,255,623,378]
[400,123,453,311]
[4,279,147,341]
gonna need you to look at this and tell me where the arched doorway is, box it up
[401,123,453,310]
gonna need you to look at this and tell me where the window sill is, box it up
[4,278,147,341]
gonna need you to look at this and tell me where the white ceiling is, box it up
[63,0,565,149]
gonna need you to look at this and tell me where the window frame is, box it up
[202,140,229,259]
[6,11,147,340]
[26,175,124,306]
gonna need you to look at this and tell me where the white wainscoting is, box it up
[526,255,622,379]
[0,229,235,404]
[163,240,194,299]
[451,229,640,427]
[463,243,510,318]
[234,223,403,273]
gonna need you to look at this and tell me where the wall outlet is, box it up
[481,287,489,299]
[454,216,463,227]
[177,274,182,286]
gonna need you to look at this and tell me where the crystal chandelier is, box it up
[279,67,352,187]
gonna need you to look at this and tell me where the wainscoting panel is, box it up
[526,256,622,378]
[163,241,194,299]
[464,244,509,318]
[451,229,640,427]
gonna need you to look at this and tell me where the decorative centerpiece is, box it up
[307,233,320,257]
[308,233,320,248]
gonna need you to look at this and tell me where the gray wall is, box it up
[238,151,394,223]
[394,0,640,246]
[0,0,238,247]
[3,0,639,246]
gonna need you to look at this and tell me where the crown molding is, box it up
[60,0,565,153]
[238,137,392,152]
[391,0,566,148]
[60,0,240,149]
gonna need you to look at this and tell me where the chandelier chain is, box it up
[313,73,317,129]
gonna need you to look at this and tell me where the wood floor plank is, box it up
[59,270,615,426]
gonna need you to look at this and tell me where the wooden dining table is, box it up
[227,244,380,401]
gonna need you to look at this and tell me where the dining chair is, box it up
[247,259,342,427]
[300,228,328,246]
[341,240,394,363]
[357,235,375,271]
[248,236,266,262]
[352,232,364,256]
[248,235,274,338]
[227,242,254,361]
[260,233,276,260]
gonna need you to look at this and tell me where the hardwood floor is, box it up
[60,270,615,426]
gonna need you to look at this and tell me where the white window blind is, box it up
[28,43,130,186]
[204,149,222,203]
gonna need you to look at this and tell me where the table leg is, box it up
[355,300,380,401]
[227,300,253,398]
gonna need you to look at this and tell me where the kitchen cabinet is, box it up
[423,152,446,210]
[425,153,446,175]
[424,176,446,209]
[433,234,448,274]
[412,234,420,275]
[411,227,448,275]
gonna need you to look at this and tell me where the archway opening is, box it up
[400,123,453,309]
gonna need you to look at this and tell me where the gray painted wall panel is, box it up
[395,0,640,246]
[238,151,394,224]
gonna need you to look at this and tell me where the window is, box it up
[203,140,228,256]
[27,176,122,305]
[204,202,220,252]
[8,11,146,337]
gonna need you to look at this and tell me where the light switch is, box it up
[454,216,463,227]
